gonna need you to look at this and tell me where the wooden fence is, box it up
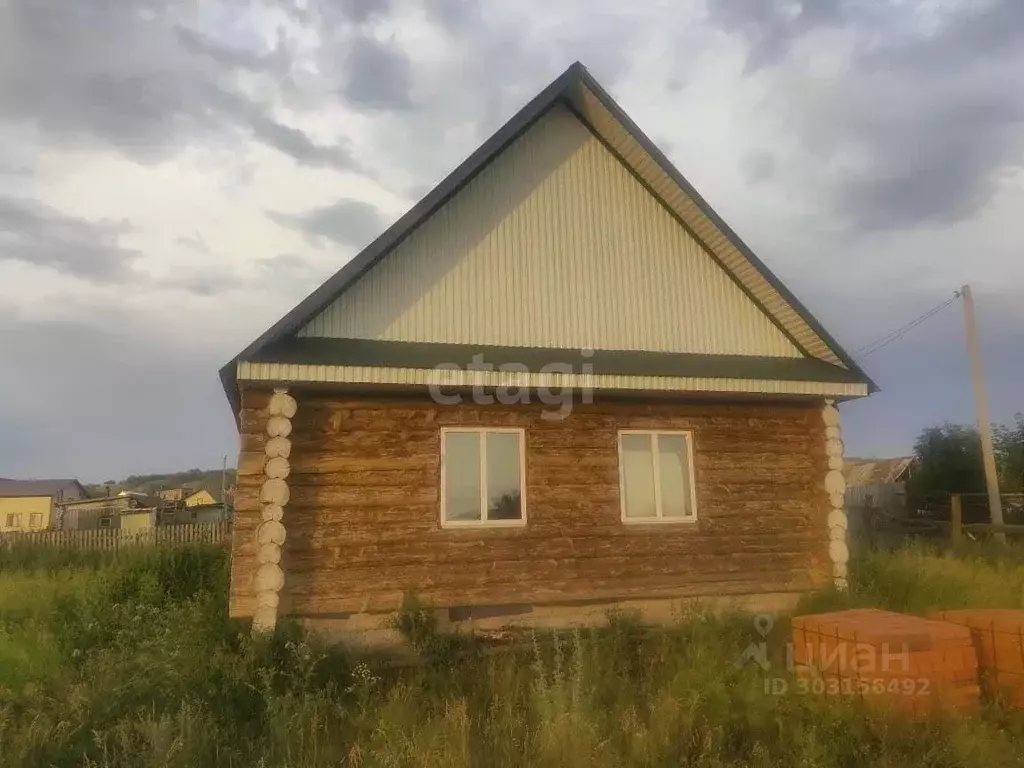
[853,493,1024,550]
[0,522,231,551]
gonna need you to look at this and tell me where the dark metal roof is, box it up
[220,61,876,417]
[0,478,87,499]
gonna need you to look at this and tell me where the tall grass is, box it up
[1,541,1024,766]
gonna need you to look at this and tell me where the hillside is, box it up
[86,468,236,499]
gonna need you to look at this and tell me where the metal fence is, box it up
[0,521,231,551]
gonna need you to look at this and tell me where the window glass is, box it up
[444,432,482,521]
[487,432,522,520]
[621,433,656,519]
[658,434,693,518]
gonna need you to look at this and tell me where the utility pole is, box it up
[962,284,1004,534]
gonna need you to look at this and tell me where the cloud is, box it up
[708,0,1024,230]
[338,0,392,25]
[0,195,140,280]
[341,35,414,110]
[706,0,849,72]
[213,88,359,170]
[0,0,355,170]
[173,25,290,73]
[270,199,390,248]
[740,151,776,183]
[0,0,218,162]
[0,307,236,480]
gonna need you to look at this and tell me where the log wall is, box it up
[231,389,831,618]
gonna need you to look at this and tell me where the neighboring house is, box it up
[0,479,88,533]
[843,457,915,513]
[148,486,229,526]
[184,489,217,507]
[220,62,876,636]
[184,487,229,524]
[121,509,157,532]
[157,488,188,503]
[61,493,157,531]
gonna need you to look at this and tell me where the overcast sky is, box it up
[1,0,1022,481]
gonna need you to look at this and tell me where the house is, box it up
[157,488,188,503]
[0,479,88,533]
[184,488,217,507]
[843,456,915,537]
[61,493,157,531]
[844,457,915,510]
[220,62,876,637]
[152,486,229,525]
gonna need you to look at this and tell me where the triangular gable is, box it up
[222,62,875,412]
[296,105,802,358]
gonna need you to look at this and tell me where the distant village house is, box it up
[0,479,88,532]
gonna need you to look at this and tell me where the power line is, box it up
[854,290,962,358]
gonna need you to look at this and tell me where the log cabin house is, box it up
[220,62,876,640]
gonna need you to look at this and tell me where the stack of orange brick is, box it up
[791,608,980,716]
[931,609,1024,708]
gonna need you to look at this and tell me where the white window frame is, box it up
[617,429,698,524]
[440,427,527,528]
[29,513,42,529]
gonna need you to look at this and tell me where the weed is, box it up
[2,543,1024,766]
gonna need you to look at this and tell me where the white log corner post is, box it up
[252,387,297,633]
[823,399,849,590]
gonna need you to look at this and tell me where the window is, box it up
[29,513,42,529]
[441,428,525,527]
[6,513,22,528]
[618,431,697,523]
[99,517,112,529]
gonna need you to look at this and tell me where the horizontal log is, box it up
[230,391,828,615]
[288,571,813,615]
[288,485,438,507]
[288,469,437,488]
[289,455,436,474]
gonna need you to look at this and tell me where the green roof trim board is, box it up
[250,338,866,385]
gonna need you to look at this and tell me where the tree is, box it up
[907,423,986,499]
[908,417,1024,498]
[993,413,1024,494]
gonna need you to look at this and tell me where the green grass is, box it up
[2,541,1024,766]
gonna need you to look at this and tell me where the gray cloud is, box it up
[270,199,390,249]
[740,151,776,183]
[214,88,359,170]
[707,0,849,71]
[162,272,240,298]
[710,0,1024,230]
[0,195,140,280]
[174,25,290,73]
[342,36,414,110]
[0,308,236,480]
[338,0,392,24]
[424,0,478,31]
[0,0,354,170]
[256,253,337,298]
[176,233,211,254]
